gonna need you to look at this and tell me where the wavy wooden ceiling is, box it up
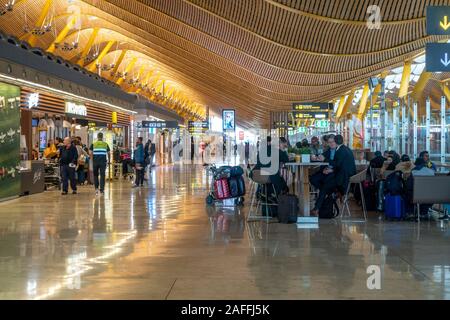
[1,0,449,128]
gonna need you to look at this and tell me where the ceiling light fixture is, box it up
[0,0,15,16]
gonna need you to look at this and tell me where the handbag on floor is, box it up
[319,193,340,219]
[277,194,299,224]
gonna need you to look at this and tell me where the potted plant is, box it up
[298,147,311,163]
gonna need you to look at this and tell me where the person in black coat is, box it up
[312,135,356,215]
[59,137,78,195]
[310,134,337,189]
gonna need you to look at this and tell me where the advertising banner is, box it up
[222,109,235,131]
[0,82,21,200]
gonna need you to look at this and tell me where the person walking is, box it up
[144,139,151,180]
[89,132,110,195]
[133,137,145,187]
[59,137,78,195]
[74,138,89,185]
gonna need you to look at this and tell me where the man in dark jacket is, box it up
[312,135,356,215]
[133,137,145,187]
[60,137,78,195]
[310,134,336,189]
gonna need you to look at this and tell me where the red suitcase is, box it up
[221,178,231,198]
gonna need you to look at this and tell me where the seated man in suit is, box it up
[310,134,336,190]
[311,135,356,216]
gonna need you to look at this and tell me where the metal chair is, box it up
[341,169,368,220]
[413,176,450,223]
[247,169,278,222]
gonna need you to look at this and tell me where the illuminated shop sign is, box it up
[65,102,87,117]
[28,93,39,109]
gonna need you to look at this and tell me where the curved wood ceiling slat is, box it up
[0,0,445,127]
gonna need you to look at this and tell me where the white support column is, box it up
[401,101,407,155]
[380,79,386,151]
[426,97,431,153]
[413,101,418,160]
[384,109,389,150]
[348,118,354,148]
[441,96,447,164]
[393,106,399,152]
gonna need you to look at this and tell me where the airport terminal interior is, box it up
[0,0,450,300]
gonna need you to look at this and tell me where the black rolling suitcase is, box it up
[277,194,299,223]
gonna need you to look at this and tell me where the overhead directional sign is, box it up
[188,121,209,134]
[292,102,331,119]
[427,6,450,35]
[142,121,179,129]
[425,43,450,72]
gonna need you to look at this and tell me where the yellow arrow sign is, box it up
[440,15,450,30]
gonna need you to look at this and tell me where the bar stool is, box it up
[247,169,278,222]
[341,169,368,220]
[246,165,256,205]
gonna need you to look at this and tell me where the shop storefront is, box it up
[0,83,133,201]
[20,87,131,160]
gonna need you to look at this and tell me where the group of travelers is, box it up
[42,133,156,196]
[369,149,437,178]
[367,148,443,219]
[252,133,356,217]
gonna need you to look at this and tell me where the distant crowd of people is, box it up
[39,134,156,196]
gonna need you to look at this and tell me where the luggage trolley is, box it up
[205,164,245,207]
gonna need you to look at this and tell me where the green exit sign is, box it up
[315,120,329,128]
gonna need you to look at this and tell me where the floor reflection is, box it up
[0,165,449,299]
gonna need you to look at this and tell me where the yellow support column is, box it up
[399,60,412,99]
[86,40,116,72]
[335,96,346,120]
[110,50,127,76]
[357,85,370,119]
[338,90,355,120]
[127,65,145,92]
[135,70,153,94]
[116,57,137,85]
[23,0,53,47]
[149,76,161,92]
[47,16,78,53]
[440,82,450,103]
[76,28,99,66]
[412,72,432,100]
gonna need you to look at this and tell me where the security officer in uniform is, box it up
[89,132,110,195]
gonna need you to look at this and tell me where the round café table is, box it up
[284,162,328,217]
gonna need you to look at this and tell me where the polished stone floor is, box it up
[0,165,450,300]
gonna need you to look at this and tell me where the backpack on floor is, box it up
[319,193,340,219]
[229,177,240,198]
[277,194,299,224]
[386,171,405,196]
